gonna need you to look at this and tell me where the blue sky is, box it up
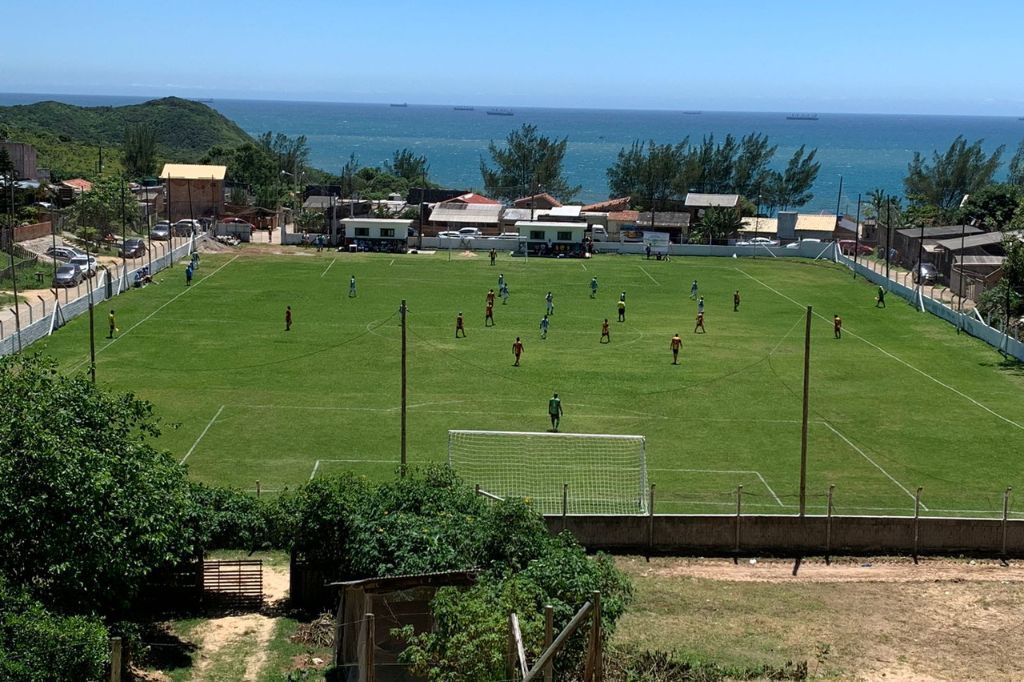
[2,0,1022,115]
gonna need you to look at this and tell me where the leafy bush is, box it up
[188,482,289,551]
[0,579,108,682]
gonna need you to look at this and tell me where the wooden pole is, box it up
[913,486,923,562]
[735,485,743,554]
[543,605,554,682]
[825,484,834,564]
[647,483,656,560]
[523,601,594,682]
[109,637,122,682]
[799,305,812,516]
[365,613,375,682]
[1002,487,1013,557]
[561,482,568,531]
[400,299,407,477]
[510,613,528,679]
[583,591,602,681]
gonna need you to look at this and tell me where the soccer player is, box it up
[185,263,193,286]
[485,301,495,326]
[590,276,598,298]
[349,275,357,297]
[694,311,705,333]
[108,309,117,339]
[620,291,626,303]
[455,312,466,338]
[285,306,292,332]
[733,290,740,312]
[545,291,554,315]
[548,392,563,432]
[498,273,505,290]
[512,336,524,366]
[690,279,698,299]
[697,296,705,315]
[540,314,550,339]
[500,282,510,304]
[486,288,496,306]
[489,248,497,266]
[617,298,626,322]
[834,314,842,339]
[601,318,610,343]
[876,285,886,308]
[671,333,682,364]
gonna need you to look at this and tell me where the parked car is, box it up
[912,262,939,284]
[737,236,779,246]
[588,226,609,242]
[52,264,82,288]
[45,245,85,262]
[173,219,202,236]
[437,230,461,238]
[785,238,823,249]
[151,223,171,240]
[496,232,520,239]
[457,227,482,238]
[68,254,98,278]
[118,238,147,258]
[222,216,250,224]
[838,239,873,256]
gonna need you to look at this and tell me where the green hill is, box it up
[0,97,253,179]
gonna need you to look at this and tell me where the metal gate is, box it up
[202,559,263,609]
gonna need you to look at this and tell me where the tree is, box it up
[384,148,430,183]
[73,176,136,238]
[768,145,820,211]
[606,140,687,210]
[692,206,744,244]
[480,124,581,202]
[257,131,310,179]
[904,136,1004,222]
[1008,140,1024,187]
[731,133,778,199]
[122,123,157,179]
[0,354,202,614]
[956,184,1021,230]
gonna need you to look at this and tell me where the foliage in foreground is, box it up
[0,578,108,682]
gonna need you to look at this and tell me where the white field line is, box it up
[638,265,661,285]
[581,262,588,271]
[654,499,1021,516]
[648,467,783,506]
[735,267,1024,433]
[390,259,395,266]
[310,458,399,480]
[70,255,239,372]
[180,405,225,465]
[320,258,336,278]
[820,421,926,510]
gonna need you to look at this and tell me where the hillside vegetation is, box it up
[0,97,253,179]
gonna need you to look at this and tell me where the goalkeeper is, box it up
[548,392,563,432]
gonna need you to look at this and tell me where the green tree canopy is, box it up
[384,148,430,183]
[122,123,157,179]
[904,136,1004,223]
[764,145,821,212]
[72,176,137,236]
[480,124,581,202]
[1008,140,1024,187]
[692,206,744,243]
[606,140,689,211]
[956,184,1021,230]
[0,354,202,614]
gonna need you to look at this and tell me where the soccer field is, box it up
[36,248,1024,518]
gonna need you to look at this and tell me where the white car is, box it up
[68,254,98,278]
[437,231,461,238]
[457,227,482,238]
[748,236,779,246]
[785,238,823,249]
[496,232,520,239]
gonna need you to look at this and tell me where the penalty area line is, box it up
[734,266,1024,433]
[320,258,336,278]
[310,458,400,480]
[180,405,225,465]
[638,265,661,285]
[820,421,926,510]
[649,467,783,506]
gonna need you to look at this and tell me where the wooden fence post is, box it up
[734,485,743,555]
[913,487,923,563]
[1002,487,1013,557]
[365,613,375,682]
[543,605,554,682]
[583,591,602,681]
[825,484,834,565]
[109,637,122,682]
[646,484,655,560]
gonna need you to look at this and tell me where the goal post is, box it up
[447,430,648,515]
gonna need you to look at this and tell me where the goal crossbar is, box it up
[448,429,648,515]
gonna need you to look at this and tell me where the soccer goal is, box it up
[447,430,648,515]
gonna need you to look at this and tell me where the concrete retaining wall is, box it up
[544,514,1024,557]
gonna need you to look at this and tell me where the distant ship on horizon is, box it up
[787,113,819,120]
[486,109,513,116]
[682,110,702,115]
[390,103,408,108]
[454,106,475,111]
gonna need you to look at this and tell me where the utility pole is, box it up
[853,193,861,279]
[6,170,21,352]
[885,197,892,284]
[400,299,408,477]
[86,236,96,383]
[120,176,127,283]
[799,305,812,517]
[957,219,967,334]
[834,175,844,219]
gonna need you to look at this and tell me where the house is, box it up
[0,141,38,180]
[444,192,501,206]
[427,198,502,234]
[932,230,1011,282]
[606,210,640,241]
[951,255,1006,302]
[581,197,631,213]
[514,220,588,256]
[738,216,779,238]
[341,218,413,252]
[776,212,837,242]
[513,192,561,210]
[893,225,983,269]
[60,178,93,194]
[634,211,692,243]
[684,193,741,226]
[133,185,165,221]
[332,571,478,682]
[159,163,227,222]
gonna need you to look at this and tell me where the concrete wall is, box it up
[14,221,52,242]
[544,514,1024,557]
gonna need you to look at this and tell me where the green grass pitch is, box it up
[34,248,1024,517]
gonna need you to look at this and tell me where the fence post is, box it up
[256,480,261,498]
[1002,487,1013,557]
[825,484,834,564]
[561,482,568,532]
[734,485,743,555]
[365,613,375,682]
[913,487,923,563]
[109,637,122,682]
[38,295,46,317]
[543,605,554,682]
[646,483,655,560]
[583,591,602,682]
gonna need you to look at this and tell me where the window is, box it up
[557,231,572,242]
[354,227,369,237]
[530,230,545,241]
[380,228,394,238]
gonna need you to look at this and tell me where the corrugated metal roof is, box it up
[896,225,982,238]
[429,203,502,224]
[739,217,778,234]
[955,254,1005,266]
[540,206,582,217]
[502,208,533,221]
[636,211,691,228]
[934,231,1008,251]
[160,163,227,180]
[685,193,740,207]
[795,214,838,231]
[514,221,587,230]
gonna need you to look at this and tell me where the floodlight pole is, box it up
[885,197,892,284]
[400,299,408,477]
[853,193,862,279]
[6,171,23,352]
[799,305,812,517]
[957,219,967,334]
[120,176,128,283]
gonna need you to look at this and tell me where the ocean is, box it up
[3,93,1023,212]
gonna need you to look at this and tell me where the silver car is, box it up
[52,264,82,288]
[68,254,98,278]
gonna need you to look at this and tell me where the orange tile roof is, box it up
[582,197,631,212]
[607,210,640,221]
[444,192,501,205]
[61,178,93,192]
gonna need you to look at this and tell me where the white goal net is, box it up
[447,430,648,515]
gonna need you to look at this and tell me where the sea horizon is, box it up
[4,91,1023,211]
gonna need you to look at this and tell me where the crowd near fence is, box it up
[0,235,194,356]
